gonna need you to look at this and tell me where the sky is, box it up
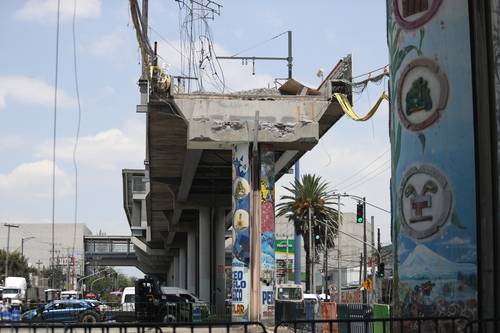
[0,0,391,275]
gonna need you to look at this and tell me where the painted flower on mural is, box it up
[261,201,274,232]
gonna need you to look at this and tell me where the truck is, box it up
[135,277,210,322]
[2,277,27,307]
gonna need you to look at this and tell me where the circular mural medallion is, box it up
[397,58,449,131]
[399,164,452,240]
[233,177,250,200]
[393,0,443,30]
[233,209,249,232]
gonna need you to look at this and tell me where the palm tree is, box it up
[276,174,341,292]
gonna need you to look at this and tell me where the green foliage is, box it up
[0,249,30,285]
[40,266,66,289]
[85,268,135,302]
[276,174,341,291]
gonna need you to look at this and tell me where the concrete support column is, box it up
[173,254,179,287]
[179,245,187,289]
[187,230,197,294]
[260,144,275,324]
[215,208,226,316]
[199,207,210,302]
[231,143,251,321]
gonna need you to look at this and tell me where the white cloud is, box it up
[87,30,125,57]
[0,75,76,111]
[15,0,101,23]
[157,40,274,92]
[0,160,72,198]
[36,119,145,170]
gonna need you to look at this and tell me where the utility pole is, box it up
[359,253,363,288]
[337,193,342,303]
[362,197,367,304]
[294,162,301,285]
[4,223,20,279]
[308,206,314,293]
[21,236,35,257]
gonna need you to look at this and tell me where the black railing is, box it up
[0,321,267,333]
[275,317,470,333]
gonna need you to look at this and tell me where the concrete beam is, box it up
[172,95,331,150]
[275,150,298,176]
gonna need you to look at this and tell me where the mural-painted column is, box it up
[232,143,251,321]
[388,0,478,323]
[260,144,275,324]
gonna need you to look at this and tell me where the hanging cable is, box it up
[340,159,390,191]
[333,148,389,188]
[343,165,391,193]
[334,92,389,121]
[352,64,388,80]
[50,0,61,288]
[230,31,288,57]
[71,0,81,260]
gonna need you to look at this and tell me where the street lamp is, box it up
[21,237,35,257]
[3,223,20,278]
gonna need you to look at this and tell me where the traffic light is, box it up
[377,262,385,278]
[356,203,364,223]
[313,225,321,246]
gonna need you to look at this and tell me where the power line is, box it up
[333,148,389,188]
[343,165,391,193]
[50,0,61,288]
[230,30,288,57]
[352,64,388,80]
[340,159,390,192]
[71,0,81,260]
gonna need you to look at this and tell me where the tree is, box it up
[276,174,341,292]
[86,268,135,302]
[0,250,31,284]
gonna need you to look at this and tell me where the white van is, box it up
[121,287,135,311]
[159,287,204,304]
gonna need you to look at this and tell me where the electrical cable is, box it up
[343,165,391,193]
[352,65,388,80]
[50,0,61,288]
[333,148,389,188]
[71,0,81,260]
[230,31,288,57]
[340,159,390,192]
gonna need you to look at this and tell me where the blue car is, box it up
[21,299,104,323]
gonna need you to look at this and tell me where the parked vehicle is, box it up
[2,277,27,307]
[275,283,303,302]
[135,277,209,322]
[21,299,105,323]
[121,287,135,311]
[61,290,82,300]
[44,289,61,303]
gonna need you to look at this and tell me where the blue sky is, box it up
[0,0,391,271]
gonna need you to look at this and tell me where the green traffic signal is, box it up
[357,217,363,223]
[315,234,320,240]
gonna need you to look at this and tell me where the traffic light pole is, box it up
[308,207,314,293]
[362,197,367,304]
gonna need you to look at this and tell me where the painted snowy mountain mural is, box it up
[400,244,476,279]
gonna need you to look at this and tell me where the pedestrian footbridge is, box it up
[84,235,170,275]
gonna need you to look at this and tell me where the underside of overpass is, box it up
[122,54,352,315]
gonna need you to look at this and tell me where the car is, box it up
[121,287,135,311]
[21,299,105,323]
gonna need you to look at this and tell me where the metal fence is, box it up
[0,321,267,333]
[1,318,500,333]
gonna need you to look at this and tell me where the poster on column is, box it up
[260,144,275,322]
[388,0,478,321]
[232,144,250,321]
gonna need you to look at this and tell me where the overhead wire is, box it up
[71,0,81,259]
[50,0,61,287]
[230,31,288,57]
[333,148,389,188]
[340,158,391,191]
[343,164,391,193]
[352,64,388,80]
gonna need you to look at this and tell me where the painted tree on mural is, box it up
[276,174,341,292]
